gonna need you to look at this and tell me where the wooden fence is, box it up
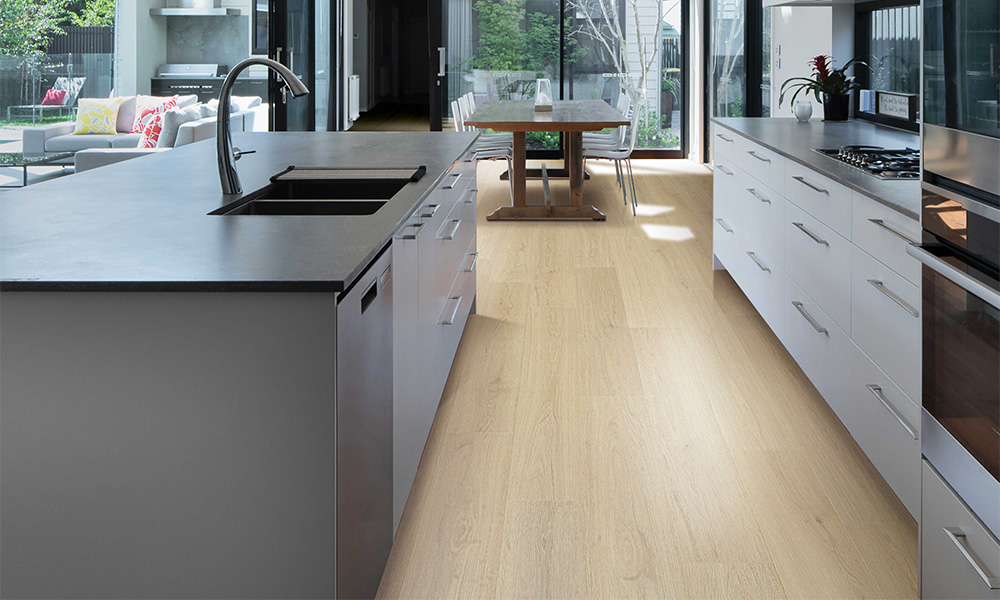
[47,26,114,55]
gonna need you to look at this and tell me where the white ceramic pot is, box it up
[794,101,813,122]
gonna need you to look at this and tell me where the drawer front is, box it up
[736,138,785,194]
[713,213,742,274]
[851,246,921,402]
[784,201,852,332]
[783,276,852,411]
[851,192,921,286]
[739,236,785,341]
[714,154,743,230]
[739,182,785,270]
[712,124,740,160]
[921,460,1000,600]
[784,164,852,239]
[841,341,921,519]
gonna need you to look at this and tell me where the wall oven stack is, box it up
[916,0,1000,596]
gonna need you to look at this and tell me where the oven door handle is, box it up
[907,244,1000,310]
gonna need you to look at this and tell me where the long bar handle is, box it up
[746,150,771,163]
[868,218,917,244]
[747,188,771,204]
[746,251,771,272]
[419,203,440,218]
[907,244,1000,310]
[792,222,830,246]
[793,175,829,194]
[461,252,479,273]
[866,385,918,440]
[398,222,424,240]
[716,164,734,176]
[715,218,733,234]
[792,301,828,334]
[443,173,462,189]
[438,47,447,77]
[716,132,734,143]
[437,219,462,240]
[943,528,1000,589]
[867,279,920,318]
[440,296,463,325]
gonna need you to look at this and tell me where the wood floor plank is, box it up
[496,501,590,599]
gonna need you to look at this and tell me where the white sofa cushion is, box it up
[46,133,116,152]
[156,106,201,148]
[230,95,262,111]
[110,133,142,148]
[116,96,137,133]
[176,94,199,108]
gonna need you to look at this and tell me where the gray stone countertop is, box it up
[1,131,478,292]
[712,118,920,220]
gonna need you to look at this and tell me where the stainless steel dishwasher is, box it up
[336,245,393,600]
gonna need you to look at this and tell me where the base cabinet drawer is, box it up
[785,165,853,239]
[785,202,852,332]
[851,246,921,402]
[736,138,785,194]
[921,460,1000,600]
[712,124,740,160]
[740,183,785,271]
[713,215,742,275]
[842,341,920,519]
[739,237,785,341]
[714,155,743,230]
[851,192,921,286]
[783,276,852,408]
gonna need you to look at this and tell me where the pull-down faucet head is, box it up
[217,57,309,195]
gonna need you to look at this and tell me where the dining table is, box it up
[465,99,629,221]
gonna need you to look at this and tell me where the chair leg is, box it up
[614,159,623,189]
[626,158,637,216]
[617,160,627,206]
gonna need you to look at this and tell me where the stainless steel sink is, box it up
[213,178,408,216]
[223,199,387,216]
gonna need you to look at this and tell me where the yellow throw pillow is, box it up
[72,97,123,135]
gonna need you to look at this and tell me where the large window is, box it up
[854,1,920,128]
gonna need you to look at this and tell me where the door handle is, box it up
[715,218,733,234]
[746,251,771,272]
[792,301,828,334]
[792,175,830,194]
[747,188,771,204]
[907,244,1000,310]
[438,47,447,77]
[440,296,463,325]
[443,173,462,189]
[867,279,919,318]
[462,252,479,272]
[866,385,918,439]
[868,218,917,244]
[716,164,733,176]
[746,150,771,163]
[943,528,1000,589]
[437,219,462,240]
[792,222,830,246]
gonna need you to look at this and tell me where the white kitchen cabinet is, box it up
[784,162,854,239]
[740,181,786,270]
[784,201,853,332]
[712,124,740,159]
[851,245,921,403]
[851,192,921,286]
[921,460,1000,599]
[735,137,786,195]
[713,154,743,231]
[739,236,786,341]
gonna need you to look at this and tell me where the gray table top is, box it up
[467,100,629,132]
[712,117,920,220]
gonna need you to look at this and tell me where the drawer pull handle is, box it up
[437,219,462,240]
[866,384,918,440]
[716,133,734,142]
[792,222,829,246]
[440,296,463,325]
[792,175,829,194]
[746,251,771,272]
[464,188,477,203]
[715,218,734,234]
[716,164,734,176]
[443,173,462,189]
[868,218,917,244]
[867,279,920,318]
[792,301,828,334]
[943,527,1000,589]
[747,188,771,204]
[747,150,771,163]
[399,222,424,240]
[420,203,440,218]
[462,252,479,272]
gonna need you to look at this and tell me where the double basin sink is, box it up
[212,167,426,216]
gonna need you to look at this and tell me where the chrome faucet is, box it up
[217,57,309,195]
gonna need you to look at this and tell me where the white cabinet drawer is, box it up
[841,341,920,519]
[785,201,852,332]
[921,460,1000,599]
[713,213,742,274]
[714,154,743,230]
[784,164,852,239]
[851,192,921,286]
[736,138,785,194]
[738,237,785,341]
[851,246,921,402]
[739,182,785,270]
[712,124,740,160]
[783,276,852,410]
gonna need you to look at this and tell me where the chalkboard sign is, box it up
[875,92,918,122]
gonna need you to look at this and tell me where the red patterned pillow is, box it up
[131,96,178,134]
[41,89,66,105]
[138,114,165,148]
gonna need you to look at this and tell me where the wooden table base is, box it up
[486,205,606,221]
[499,169,591,181]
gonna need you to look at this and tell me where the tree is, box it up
[0,0,71,56]
[71,0,115,27]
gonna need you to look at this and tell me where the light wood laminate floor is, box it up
[377,159,918,599]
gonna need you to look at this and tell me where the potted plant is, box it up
[661,69,681,128]
[779,55,868,122]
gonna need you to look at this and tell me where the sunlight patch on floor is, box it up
[634,204,675,217]
[640,223,695,241]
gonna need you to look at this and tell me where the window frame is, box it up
[853,0,921,133]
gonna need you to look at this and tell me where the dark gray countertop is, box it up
[712,118,920,220]
[1,131,478,292]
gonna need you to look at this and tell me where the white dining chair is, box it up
[452,99,514,202]
[583,111,640,216]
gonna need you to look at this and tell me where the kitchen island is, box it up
[0,130,479,600]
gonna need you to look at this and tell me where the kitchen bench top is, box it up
[1,131,478,293]
[712,117,920,220]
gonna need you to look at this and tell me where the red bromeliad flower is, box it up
[810,55,832,83]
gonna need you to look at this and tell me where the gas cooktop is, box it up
[813,145,920,180]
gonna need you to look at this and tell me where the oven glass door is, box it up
[924,0,1000,138]
[920,242,1000,481]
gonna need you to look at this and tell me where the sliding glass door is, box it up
[437,0,688,157]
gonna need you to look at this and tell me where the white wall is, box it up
[115,0,167,95]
